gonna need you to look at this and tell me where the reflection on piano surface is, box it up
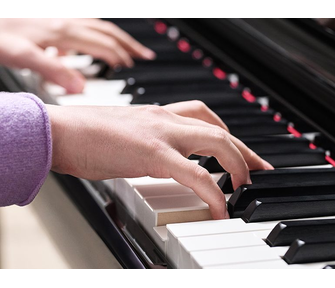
[4,18,335,268]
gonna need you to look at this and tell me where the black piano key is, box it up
[228,182,335,217]
[266,219,335,247]
[283,239,335,264]
[132,81,236,97]
[268,98,315,134]
[131,91,244,107]
[241,194,335,222]
[218,168,335,194]
[199,148,326,173]
[314,135,335,158]
[106,66,214,81]
[121,75,224,94]
[223,115,283,126]
[104,19,166,41]
[134,51,194,63]
[198,157,224,173]
[212,104,264,115]
[229,121,289,137]
[124,78,228,95]
[238,136,311,154]
[137,38,180,52]
[323,265,335,269]
[261,149,327,167]
[217,108,274,119]
[114,64,203,81]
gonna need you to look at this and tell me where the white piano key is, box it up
[190,246,288,268]
[59,54,94,70]
[204,260,289,269]
[168,215,335,268]
[55,79,131,106]
[153,226,168,254]
[112,175,227,219]
[136,194,212,256]
[166,218,276,268]
[126,172,223,187]
[205,259,335,269]
[112,178,137,217]
[178,230,269,269]
[59,54,101,77]
[142,194,211,228]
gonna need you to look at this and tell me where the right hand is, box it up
[46,101,272,220]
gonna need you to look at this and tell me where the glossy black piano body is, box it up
[2,18,335,268]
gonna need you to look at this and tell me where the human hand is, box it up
[46,101,272,220]
[0,18,155,93]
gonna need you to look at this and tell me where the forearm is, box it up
[0,92,52,206]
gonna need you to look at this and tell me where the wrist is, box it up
[45,104,67,174]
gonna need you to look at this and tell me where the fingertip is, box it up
[142,49,156,60]
[65,74,86,94]
[262,159,274,170]
[231,173,252,190]
[210,207,226,220]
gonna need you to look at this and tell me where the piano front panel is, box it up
[10,18,335,269]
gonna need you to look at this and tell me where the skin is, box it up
[0,18,156,93]
[46,100,273,220]
[0,18,273,219]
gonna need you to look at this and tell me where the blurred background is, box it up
[0,174,121,269]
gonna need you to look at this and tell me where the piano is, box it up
[2,18,335,269]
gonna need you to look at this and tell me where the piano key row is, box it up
[40,18,335,269]
[100,163,335,267]
[166,216,335,268]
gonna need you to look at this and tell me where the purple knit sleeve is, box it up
[0,92,52,206]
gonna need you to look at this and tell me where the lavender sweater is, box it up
[0,92,52,206]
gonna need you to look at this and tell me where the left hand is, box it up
[0,18,156,93]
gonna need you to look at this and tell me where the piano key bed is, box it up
[20,18,335,269]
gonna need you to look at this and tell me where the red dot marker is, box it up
[213,68,226,80]
[177,39,191,53]
[326,155,335,167]
[154,21,167,34]
[242,90,256,103]
[287,125,302,137]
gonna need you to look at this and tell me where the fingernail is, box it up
[262,159,274,170]
[67,77,85,94]
[143,49,156,60]
[126,61,134,68]
[247,174,252,185]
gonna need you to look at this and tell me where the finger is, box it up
[163,100,229,132]
[18,45,86,93]
[227,134,274,171]
[165,150,229,219]
[173,125,251,190]
[59,26,135,68]
[79,19,156,60]
[173,115,273,187]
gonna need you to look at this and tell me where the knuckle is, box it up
[50,19,69,36]
[193,166,211,183]
[144,104,165,115]
[212,127,229,143]
[192,100,207,112]
[106,39,118,50]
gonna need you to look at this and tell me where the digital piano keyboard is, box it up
[3,18,335,269]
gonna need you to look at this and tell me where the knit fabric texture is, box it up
[0,92,52,206]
